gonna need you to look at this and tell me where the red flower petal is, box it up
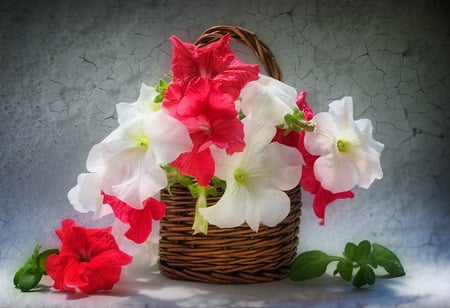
[102,193,165,244]
[45,255,76,293]
[78,253,124,293]
[171,145,215,186]
[296,91,314,120]
[144,197,166,221]
[312,187,355,223]
[169,34,259,100]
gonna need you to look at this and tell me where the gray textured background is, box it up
[1,0,449,295]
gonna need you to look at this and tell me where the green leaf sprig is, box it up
[289,240,405,288]
[154,72,172,103]
[13,244,59,292]
[281,107,315,135]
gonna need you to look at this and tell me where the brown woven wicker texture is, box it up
[159,25,302,284]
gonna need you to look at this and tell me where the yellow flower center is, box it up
[138,137,149,151]
[337,139,351,153]
[234,168,247,184]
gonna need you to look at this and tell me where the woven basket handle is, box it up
[194,25,283,82]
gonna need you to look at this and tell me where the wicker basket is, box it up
[158,25,302,284]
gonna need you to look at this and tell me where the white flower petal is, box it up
[267,142,303,190]
[111,219,160,272]
[67,173,113,219]
[304,112,338,156]
[240,74,297,126]
[258,189,291,228]
[199,184,246,229]
[210,146,243,181]
[355,118,385,155]
[328,96,354,127]
[116,102,139,125]
[242,115,277,147]
[136,83,159,112]
[314,152,359,193]
[117,83,159,125]
[144,111,193,164]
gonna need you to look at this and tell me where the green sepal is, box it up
[14,244,43,291]
[154,72,172,103]
[37,249,59,273]
[353,264,376,288]
[371,243,406,277]
[355,240,371,264]
[336,259,354,281]
[343,242,357,262]
[16,268,43,292]
[13,265,31,287]
[289,250,341,281]
[14,243,41,287]
[14,244,59,292]
[283,107,315,135]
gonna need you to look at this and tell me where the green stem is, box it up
[192,186,209,235]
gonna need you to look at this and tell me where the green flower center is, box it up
[337,139,351,153]
[234,168,247,184]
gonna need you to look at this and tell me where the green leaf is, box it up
[343,242,357,261]
[17,268,43,292]
[355,240,372,264]
[27,244,41,267]
[353,264,376,288]
[37,249,59,273]
[371,243,406,277]
[13,265,30,287]
[336,259,354,281]
[289,250,340,281]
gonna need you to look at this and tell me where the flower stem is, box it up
[192,186,209,235]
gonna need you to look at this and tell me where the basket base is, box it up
[158,185,302,284]
[159,237,298,284]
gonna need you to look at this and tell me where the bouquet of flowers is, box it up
[14,26,395,294]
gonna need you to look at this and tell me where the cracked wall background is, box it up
[0,0,449,273]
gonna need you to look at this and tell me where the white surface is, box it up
[1,263,450,307]
[1,0,449,307]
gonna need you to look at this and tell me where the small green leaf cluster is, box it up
[154,73,172,103]
[281,107,315,135]
[162,164,226,197]
[289,240,405,288]
[13,244,59,292]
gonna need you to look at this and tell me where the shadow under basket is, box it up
[159,184,302,284]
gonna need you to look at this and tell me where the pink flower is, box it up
[45,219,132,294]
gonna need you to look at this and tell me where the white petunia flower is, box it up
[86,110,192,209]
[238,74,297,126]
[199,117,303,232]
[304,96,384,193]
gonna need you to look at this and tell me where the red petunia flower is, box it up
[102,193,166,244]
[168,34,259,100]
[165,85,245,186]
[45,219,132,294]
[272,92,354,224]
